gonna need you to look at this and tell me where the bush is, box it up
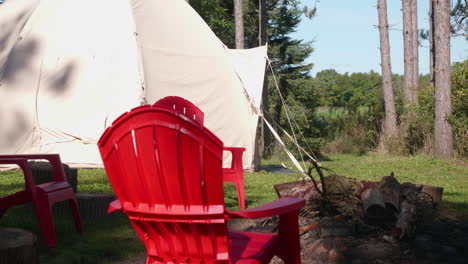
[449,60,468,157]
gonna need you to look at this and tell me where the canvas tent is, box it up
[0,0,267,170]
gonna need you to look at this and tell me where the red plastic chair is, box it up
[0,154,82,248]
[98,105,305,264]
[155,96,247,209]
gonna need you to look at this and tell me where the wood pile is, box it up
[251,172,465,263]
[275,172,443,240]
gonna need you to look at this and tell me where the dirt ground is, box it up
[113,205,467,264]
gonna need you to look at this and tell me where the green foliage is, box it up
[315,61,467,158]
[263,0,317,157]
[449,60,468,156]
[315,69,351,107]
[319,107,381,154]
[399,60,467,157]
[190,0,261,49]
[268,0,314,79]
[190,0,235,47]
[313,70,384,154]
[450,0,468,40]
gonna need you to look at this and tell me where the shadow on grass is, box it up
[0,205,143,264]
[439,200,468,219]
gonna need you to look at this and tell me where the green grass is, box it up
[0,153,466,263]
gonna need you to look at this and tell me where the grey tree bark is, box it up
[429,0,436,86]
[234,0,245,49]
[433,0,453,157]
[411,0,419,101]
[378,0,398,140]
[259,0,267,46]
[258,0,270,157]
[402,0,416,105]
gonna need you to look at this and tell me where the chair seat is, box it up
[229,232,279,263]
[36,181,71,193]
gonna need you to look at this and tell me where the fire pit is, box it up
[234,173,468,264]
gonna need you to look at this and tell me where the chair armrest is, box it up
[223,147,245,170]
[226,197,305,219]
[0,158,35,187]
[107,199,122,213]
[223,147,246,152]
[0,154,67,182]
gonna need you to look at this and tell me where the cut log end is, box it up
[0,227,38,264]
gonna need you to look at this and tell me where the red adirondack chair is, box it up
[0,154,82,248]
[155,96,246,210]
[98,105,305,264]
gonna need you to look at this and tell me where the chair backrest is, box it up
[98,105,230,263]
[154,96,205,126]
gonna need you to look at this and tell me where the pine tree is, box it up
[377,0,398,146]
[266,0,316,154]
[433,0,453,157]
[234,0,245,48]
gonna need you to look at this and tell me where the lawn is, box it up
[0,153,466,263]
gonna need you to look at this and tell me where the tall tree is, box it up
[402,0,417,105]
[259,0,267,45]
[433,0,453,157]
[266,0,315,154]
[268,0,313,120]
[258,0,269,157]
[411,0,419,96]
[429,0,436,86]
[234,0,245,48]
[377,0,398,142]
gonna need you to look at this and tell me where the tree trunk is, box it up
[433,0,453,158]
[429,0,435,87]
[402,0,415,105]
[258,0,270,157]
[234,0,245,49]
[259,0,267,46]
[377,0,398,140]
[411,0,419,103]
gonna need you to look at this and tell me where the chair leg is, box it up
[33,200,57,248]
[235,181,246,210]
[68,198,83,233]
[277,210,301,264]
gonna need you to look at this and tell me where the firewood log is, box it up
[395,182,419,238]
[378,174,400,218]
[0,228,37,264]
[361,188,386,221]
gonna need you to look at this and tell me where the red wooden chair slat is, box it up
[154,96,247,209]
[98,104,304,264]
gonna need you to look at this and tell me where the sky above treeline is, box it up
[294,0,468,76]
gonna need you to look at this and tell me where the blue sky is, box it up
[293,0,468,76]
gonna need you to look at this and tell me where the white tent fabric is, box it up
[226,46,267,112]
[0,0,267,170]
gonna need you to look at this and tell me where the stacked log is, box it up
[274,172,443,240]
[360,173,434,239]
